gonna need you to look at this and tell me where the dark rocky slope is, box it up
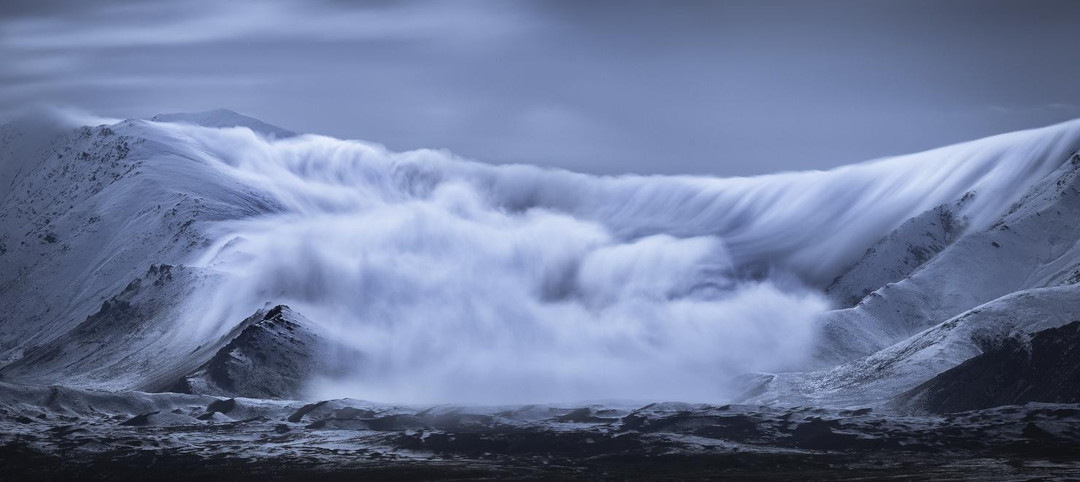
[168,305,324,400]
[898,321,1080,413]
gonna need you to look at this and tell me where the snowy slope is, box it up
[0,264,230,390]
[813,152,1080,367]
[824,193,972,308]
[745,284,1080,408]
[738,153,1080,407]
[0,117,280,356]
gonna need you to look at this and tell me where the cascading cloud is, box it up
[152,118,1080,403]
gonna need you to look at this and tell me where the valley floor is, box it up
[1,383,1078,480]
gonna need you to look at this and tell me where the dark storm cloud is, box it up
[1,0,1078,176]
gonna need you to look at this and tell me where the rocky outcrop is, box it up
[168,305,323,400]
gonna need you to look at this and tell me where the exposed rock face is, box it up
[169,305,323,400]
[897,321,1080,413]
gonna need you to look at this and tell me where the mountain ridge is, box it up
[0,111,1077,407]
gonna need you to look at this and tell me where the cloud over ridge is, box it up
[137,116,1080,403]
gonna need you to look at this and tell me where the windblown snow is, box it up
[1,108,1079,406]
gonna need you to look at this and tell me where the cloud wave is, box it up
[150,117,1080,403]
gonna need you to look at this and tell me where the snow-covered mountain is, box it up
[0,108,1078,409]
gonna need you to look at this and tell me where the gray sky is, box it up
[2,0,1078,176]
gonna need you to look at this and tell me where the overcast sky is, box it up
[1,0,1078,176]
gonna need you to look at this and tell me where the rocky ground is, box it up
[1,383,1079,480]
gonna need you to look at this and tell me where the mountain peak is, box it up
[151,108,296,139]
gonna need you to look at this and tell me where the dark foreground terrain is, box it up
[1,383,1078,480]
